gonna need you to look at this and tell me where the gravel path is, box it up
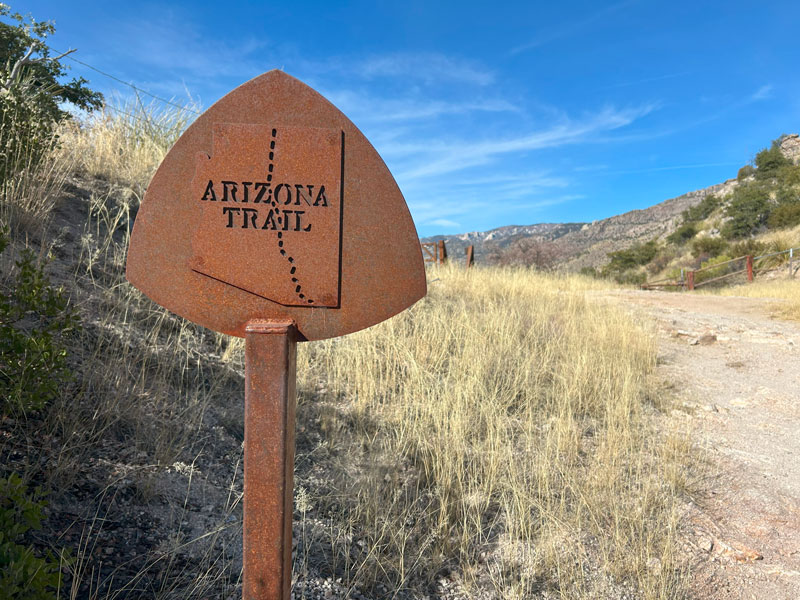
[603,289,800,599]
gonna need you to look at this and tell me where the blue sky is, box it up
[17,1,800,237]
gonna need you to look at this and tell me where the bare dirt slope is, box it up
[602,289,800,599]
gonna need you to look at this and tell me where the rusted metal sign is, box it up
[127,69,425,342]
[126,70,426,599]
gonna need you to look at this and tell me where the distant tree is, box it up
[0,5,102,119]
[489,237,561,269]
[722,183,770,238]
[754,138,791,180]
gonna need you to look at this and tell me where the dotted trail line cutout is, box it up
[268,128,314,305]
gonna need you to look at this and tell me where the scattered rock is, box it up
[698,334,717,345]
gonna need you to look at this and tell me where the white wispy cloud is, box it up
[390,103,657,181]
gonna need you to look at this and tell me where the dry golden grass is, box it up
[0,121,76,235]
[287,264,689,598]
[58,97,195,198]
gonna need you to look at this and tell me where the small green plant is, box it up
[0,230,78,415]
[737,164,755,180]
[0,473,65,599]
[695,254,734,284]
[690,236,728,258]
[666,222,697,245]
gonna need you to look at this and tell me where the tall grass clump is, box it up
[58,96,195,198]
[295,264,690,599]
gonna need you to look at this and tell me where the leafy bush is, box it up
[690,236,728,258]
[682,193,721,222]
[737,164,755,180]
[0,230,78,415]
[722,183,770,239]
[0,473,64,599]
[768,202,800,229]
[0,6,101,199]
[666,222,697,245]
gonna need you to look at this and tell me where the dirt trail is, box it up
[603,289,800,600]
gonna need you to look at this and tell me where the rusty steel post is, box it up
[746,255,754,282]
[244,320,297,600]
[465,245,474,269]
[687,270,695,291]
[437,240,447,265]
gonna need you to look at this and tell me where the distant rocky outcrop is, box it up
[779,133,800,164]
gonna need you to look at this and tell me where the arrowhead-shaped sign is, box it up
[126,70,426,341]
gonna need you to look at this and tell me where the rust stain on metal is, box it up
[244,320,296,600]
[126,69,426,341]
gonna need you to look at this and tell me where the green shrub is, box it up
[0,6,101,190]
[754,140,792,180]
[0,230,78,415]
[604,241,658,274]
[729,239,768,258]
[691,236,728,258]
[0,473,64,599]
[579,266,599,278]
[682,194,721,222]
[722,183,770,238]
[613,270,646,285]
[737,164,756,180]
[768,202,800,229]
[666,222,697,245]
[695,254,735,284]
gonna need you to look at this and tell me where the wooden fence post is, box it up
[687,270,695,291]
[437,240,447,265]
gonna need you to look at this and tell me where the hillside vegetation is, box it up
[596,135,800,286]
[0,15,694,600]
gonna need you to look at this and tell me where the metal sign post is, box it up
[243,320,296,599]
[126,70,426,599]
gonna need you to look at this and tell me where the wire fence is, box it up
[48,45,202,116]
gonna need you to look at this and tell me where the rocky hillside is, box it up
[426,133,800,270]
[421,222,585,263]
